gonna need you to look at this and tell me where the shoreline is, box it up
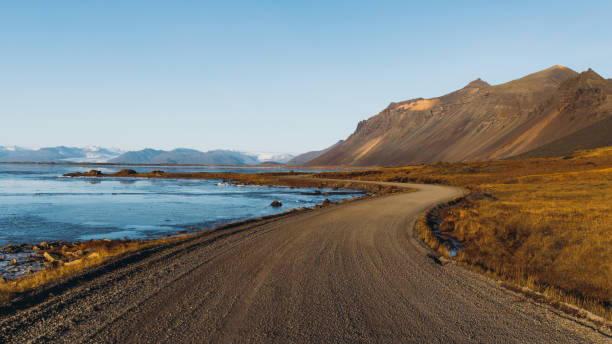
[0,171,398,300]
[0,174,418,303]
[0,192,371,281]
[1,168,393,282]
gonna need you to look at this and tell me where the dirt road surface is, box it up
[1,182,608,343]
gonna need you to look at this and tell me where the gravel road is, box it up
[0,182,608,343]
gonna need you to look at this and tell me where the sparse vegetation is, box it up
[0,237,189,304]
[315,146,612,320]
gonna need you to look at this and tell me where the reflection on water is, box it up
[0,164,358,245]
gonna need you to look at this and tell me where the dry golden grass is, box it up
[0,236,188,304]
[315,146,612,320]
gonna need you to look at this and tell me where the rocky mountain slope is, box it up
[516,114,612,159]
[308,66,612,166]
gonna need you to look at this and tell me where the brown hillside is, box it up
[309,66,612,166]
[490,68,612,158]
[515,115,612,158]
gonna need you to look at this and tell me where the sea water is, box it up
[0,164,359,245]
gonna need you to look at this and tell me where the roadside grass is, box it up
[315,146,612,320]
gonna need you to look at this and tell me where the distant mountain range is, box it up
[0,146,296,165]
[0,146,123,163]
[108,149,262,165]
[308,66,612,166]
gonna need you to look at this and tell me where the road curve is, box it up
[0,182,608,343]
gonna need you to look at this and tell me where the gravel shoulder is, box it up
[0,181,608,343]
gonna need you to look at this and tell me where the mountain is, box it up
[0,146,23,159]
[0,146,122,162]
[0,145,292,165]
[107,148,165,164]
[109,148,260,165]
[308,66,612,166]
[286,140,344,165]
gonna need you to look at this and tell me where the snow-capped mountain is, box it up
[246,152,296,163]
[0,145,298,165]
[0,146,124,163]
[0,146,27,152]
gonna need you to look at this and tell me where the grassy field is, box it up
[315,147,612,320]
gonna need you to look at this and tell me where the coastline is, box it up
[0,171,405,304]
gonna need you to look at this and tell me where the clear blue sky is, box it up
[1,1,611,153]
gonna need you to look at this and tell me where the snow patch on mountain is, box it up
[246,152,296,163]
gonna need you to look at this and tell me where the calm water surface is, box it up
[0,164,358,245]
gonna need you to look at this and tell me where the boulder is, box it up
[270,200,283,207]
[321,199,332,207]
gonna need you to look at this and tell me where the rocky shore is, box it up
[0,241,107,280]
[0,189,370,282]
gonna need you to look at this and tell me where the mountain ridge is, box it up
[109,149,260,165]
[0,146,123,163]
[0,146,293,165]
[308,66,611,166]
